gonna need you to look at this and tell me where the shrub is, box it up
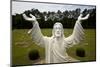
[28,49,40,60]
[76,48,85,57]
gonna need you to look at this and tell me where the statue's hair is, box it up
[52,22,65,38]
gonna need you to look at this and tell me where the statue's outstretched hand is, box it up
[22,14,37,34]
[78,14,90,21]
[22,13,37,22]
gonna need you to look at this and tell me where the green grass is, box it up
[12,29,96,65]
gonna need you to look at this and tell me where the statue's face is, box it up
[53,23,63,38]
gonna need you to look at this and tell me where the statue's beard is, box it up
[52,28,64,39]
[54,33,62,38]
[53,31,64,39]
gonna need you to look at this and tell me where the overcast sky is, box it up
[12,1,95,15]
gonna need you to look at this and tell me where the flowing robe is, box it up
[30,19,84,63]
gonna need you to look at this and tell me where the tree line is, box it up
[12,7,96,29]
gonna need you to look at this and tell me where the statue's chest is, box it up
[50,40,66,50]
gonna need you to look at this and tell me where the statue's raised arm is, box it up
[22,14,47,47]
[78,14,90,21]
[23,14,37,22]
[23,14,37,34]
[65,14,90,47]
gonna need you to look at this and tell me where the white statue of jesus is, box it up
[23,13,89,63]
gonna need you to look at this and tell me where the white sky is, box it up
[12,1,95,15]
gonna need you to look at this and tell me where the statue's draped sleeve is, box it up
[65,20,84,48]
[31,21,47,47]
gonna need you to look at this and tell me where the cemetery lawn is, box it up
[12,29,96,65]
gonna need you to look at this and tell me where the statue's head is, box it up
[52,22,64,38]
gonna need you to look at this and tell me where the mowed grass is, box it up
[12,29,96,65]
